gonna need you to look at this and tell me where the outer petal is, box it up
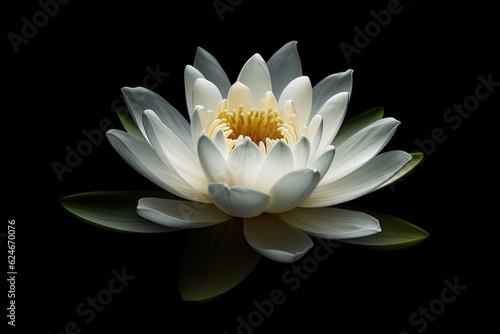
[121,87,192,150]
[313,91,349,157]
[311,69,353,116]
[320,117,400,185]
[277,207,381,239]
[333,106,385,147]
[267,40,302,100]
[293,136,311,169]
[137,197,230,228]
[243,214,313,263]
[197,135,233,184]
[255,140,294,192]
[208,183,271,218]
[375,151,424,191]
[184,65,205,117]
[278,76,312,130]
[194,46,231,97]
[237,54,272,107]
[265,146,334,213]
[142,110,207,190]
[190,107,205,149]
[266,168,321,214]
[106,129,209,202]
[227,138,265,186]
[301,151,412,207]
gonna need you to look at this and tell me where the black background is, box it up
[4,0,498,333]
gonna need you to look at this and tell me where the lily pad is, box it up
[179,219,261,302]
[60,190,180,233]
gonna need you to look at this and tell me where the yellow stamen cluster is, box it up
[208,105,298,154]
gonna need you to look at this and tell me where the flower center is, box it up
[209,104,298,154]
[224,107,285,142]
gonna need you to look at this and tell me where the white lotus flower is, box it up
[106,41,413,263]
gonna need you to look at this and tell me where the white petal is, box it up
[227,138,264,186]
[308,115,324,159]
[293,136,311,169]
[237,54,272,107]
[193,78,223,116]
[266,168,321,214]
[197,135,233,184]
[278,76,312,130]
[137,197,230,228]
[208,183,271,218]
[227,82,253,113]
[142,110,207,189]
[184,65,205,117]
[320,117,400,185]
[190,107,205,149]
[267,40,302,100]
[311,69,353,116]
[213,129,229,160]
[106,130,210,202]
[307,145,336,179]
[121,87,192,150]
[194,46,231,97]
[255,140,294,192]
[301,151,412,207]
[243,214,313,263]
[313,92,349,158]
[278,207,380,239]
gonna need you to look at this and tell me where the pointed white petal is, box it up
[307,115,324,160]
[194,47,231,97]
[106,130,210,202]
[320,117,400,185]
[333,106,384,147]
[267,40,302,100]
[137,197,230,228]
[237,54,272,107]
[121,87,192,150]
[142,110,207,190]
[184,65,205,118]
[278,76,312,130]
[311,69,353,116]
[227,139,264,186]
[293,136,311,169]
[208,183,271,218]
[301,151,412,207]
[266,168,321,214]
[243,214,313,263]
[255,140,294,192]
[228,82,253,113]
[314,92,349,157]
[278,207,380,239]
[190,108,205,148]
[197,135,233,184]
[193,78,223,116]
[213,129,229,160]
[308,145,335,179]
[257,91,279,113]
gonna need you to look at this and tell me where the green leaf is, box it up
[179,218,261,302]
[333,106,385,147]
[375,151,424,191]
[60,190,181,233]
[338,208,429,250]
